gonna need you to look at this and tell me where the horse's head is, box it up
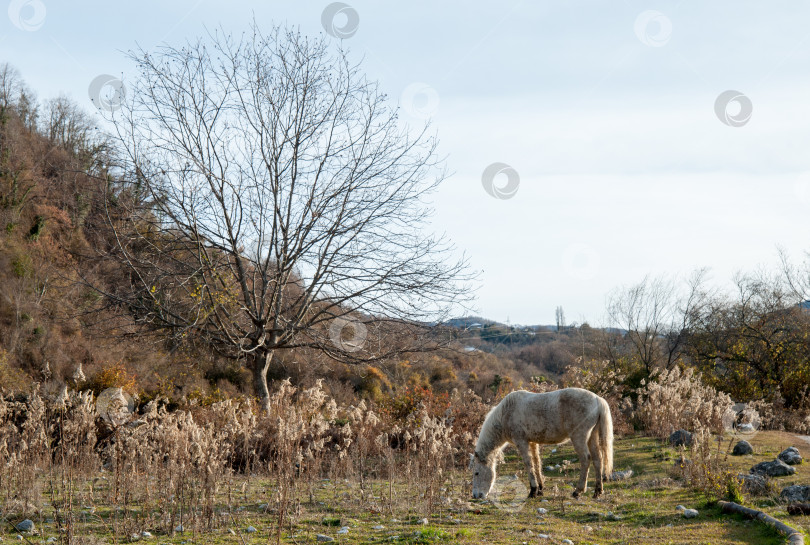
[470,451,495,499]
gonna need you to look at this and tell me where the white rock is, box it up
[682,509,699,519]
[538,535,550,539]
[141,531,152,538]
[337,527,349,535]
[418,518,429,525]
[175,524,184,533]
[246,526,257,533]
[675,505,685,511]
[562,540,574,545]
[373,525,385,530]
[536,508,548,515]
[316,535,335,542]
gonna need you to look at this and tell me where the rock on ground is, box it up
[673,456,692,468]
[609,469,633,481]
[781,484,810,503]
[682,509,699,518]
[751,459,796,477]
[669,429,693,447]
[778,446,803,465]
[14,520,34,533]
[732,440,753,456]
[316,535,335,542]
[738,474,768,495]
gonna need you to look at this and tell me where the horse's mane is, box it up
[475,392,520,463]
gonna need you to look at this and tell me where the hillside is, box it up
[1,64,580,406]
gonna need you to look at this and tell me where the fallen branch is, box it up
[718,500,804,545]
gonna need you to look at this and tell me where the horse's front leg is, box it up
[530,442,544,494]
[514,439,539,498]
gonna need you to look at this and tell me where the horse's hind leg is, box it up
[515,439,539,498]
[570,434,591,498]
[530,442,544,494]
[588,430,604,498]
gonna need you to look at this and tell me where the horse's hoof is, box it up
[593,491,602,499]
[528,486,538,498]
[572,490,580,498]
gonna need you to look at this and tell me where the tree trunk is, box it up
[250,350,273,412]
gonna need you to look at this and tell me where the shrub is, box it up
[636,366,732,437]
[85,362,138,395]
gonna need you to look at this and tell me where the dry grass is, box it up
[0,380,808,544]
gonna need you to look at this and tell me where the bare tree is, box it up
[605,271,707,375]
[42,95,105,162]
[555,305,565,332]
[687,269,810,405]
[0,63,24,110]
[779,247,810,304]
[97,25,470,409]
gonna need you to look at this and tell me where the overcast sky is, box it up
[2,1,809,325]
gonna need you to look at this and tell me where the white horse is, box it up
[470,388,613,499]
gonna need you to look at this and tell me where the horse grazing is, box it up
[470,388,613,499]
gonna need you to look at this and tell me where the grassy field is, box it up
[3,432,809,544]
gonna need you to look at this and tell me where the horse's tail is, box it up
[596,396,614,477]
